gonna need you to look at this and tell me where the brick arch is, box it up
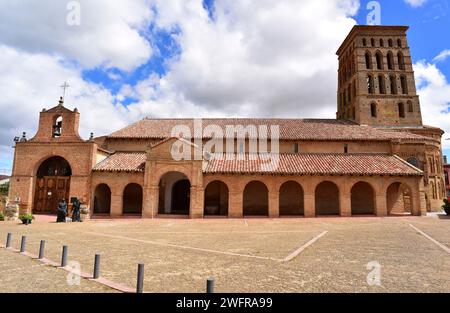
[204,180,229,216]
[93,183,111,215]
[243,180,269,216]
[279,180,304,216]
[154,165,193,186]
[386,181,413,215]
[351,181,376,215]
[32,154,74,176]
[315,181,340,216]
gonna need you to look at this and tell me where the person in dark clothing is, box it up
[72,198,81,222]
[56,199,67,223]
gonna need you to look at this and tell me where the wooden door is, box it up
[33,176,70,214]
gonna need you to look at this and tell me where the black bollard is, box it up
[6,233,12,248]
[136,263,144,293]
[38,240,45,260]
[61,245,68,267]
[206,278,215,293]
[93,254,101,279]
[20,236,26,253]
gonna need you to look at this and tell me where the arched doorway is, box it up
[351,182,375,215]
[204,181,229,216]
[279,181,304,216]
[315,181,340,216]
[158,172,191,215]
[243,181,268,216]
[123,183,143,215]
[93,184,111,214]
[33,156,72,214]
[386,182,412,215]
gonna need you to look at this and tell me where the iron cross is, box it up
[60,81,70,99]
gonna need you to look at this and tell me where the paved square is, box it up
[0,215,449,293]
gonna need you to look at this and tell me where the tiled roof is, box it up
[108,118,428,141]
[203,153,423,176]
[93,153,146,172]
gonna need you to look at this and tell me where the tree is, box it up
[0,181,9,196]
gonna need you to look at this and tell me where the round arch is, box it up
[243,181,268,216]
[204,180,229,216]
[386,182,413,215]
[93,183,111,215]
[33,156,72,214]
[351,182,375,215]
[158,171,191,215]
[315,181,340,216]
[123,183,143,215]
[279,181,304,216]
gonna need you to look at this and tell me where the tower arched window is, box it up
[370,103,377,118]
[397,52,405,70]
[390,75,397,94]
[367,75,375,94]
[388,39,393,47]
[375,51,383,70]
[371,38,375,47]
[378,75,386,94]
[400,75,408,94]
[365,51,372,69]
[387,51,394,70]
[397,39,402,47]
[53,116,63,138]
[380,39,384,47]
[398,102,405,118]
[407,100,413,112]
[363,38,367,47]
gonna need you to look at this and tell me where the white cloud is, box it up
[0,0,153,71]
[125,0,359,118]
[404,0,428,7]
[0,45,131,173]
[414,61,450,148]
[433,49,450,62]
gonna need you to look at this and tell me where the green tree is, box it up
[0,181,9,196]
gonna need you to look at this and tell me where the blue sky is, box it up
[0,0,449,174]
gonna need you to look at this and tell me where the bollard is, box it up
[20,236,26,253]
[206,278,215,293]
[61,245,68,267]
[6,233,12,248]
[38,240,45,260]
[93,254,101,279]
[136,263,144,293]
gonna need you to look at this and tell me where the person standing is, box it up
[56,199,67,223]
[72,198,81,222]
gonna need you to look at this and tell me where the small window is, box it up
[363,38,367,46]
[371,103,377,118]
[376,52,383,70]
[371,38,375,47]
[407,156,420,168]
[365,52,372,69]
[378,75,386,94]
[397,39,402,47]
[367,75,375,94]
[388,39,393,47]
[398,52,405,70]
[387,51,394,70]
[400,75,408,94]
[390,75,397,94]
[293,143,299,154]
[398,103,405,118]
[344,144,349,154]
[380,39,384,47]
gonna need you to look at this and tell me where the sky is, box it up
[0,0,449,174]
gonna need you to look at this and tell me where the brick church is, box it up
[9,26,446,218]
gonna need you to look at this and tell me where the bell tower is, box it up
[336,25,423,127]
[31,97,82,142]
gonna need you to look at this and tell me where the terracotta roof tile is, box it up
[93,153,146,172]
[108,118,428,141]
[203,153,423,176]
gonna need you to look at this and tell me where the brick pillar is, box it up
[110,194,123,217]
[304,193,315,217]
[190,186,204,219]
[340,192,351,217]
[142,186,157,218]
[375,193,387,216]
[268,190,279,218]
[229,191,243,218]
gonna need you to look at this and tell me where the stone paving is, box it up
[0,214,449,293]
